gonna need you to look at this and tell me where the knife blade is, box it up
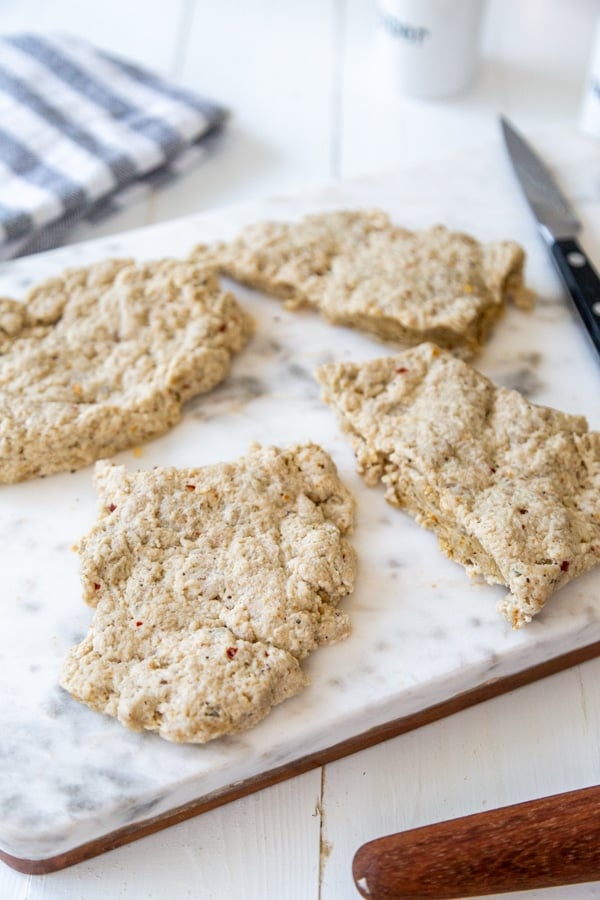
[500,116,600,358]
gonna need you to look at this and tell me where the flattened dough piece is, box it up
[0,258,254,483]
[195,209,532,356]
[61,443,356,743]
[317,343,600,627]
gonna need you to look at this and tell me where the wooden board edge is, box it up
[5,638,600,876]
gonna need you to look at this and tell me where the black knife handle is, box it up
[550,238,600,358]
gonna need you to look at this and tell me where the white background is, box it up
[2,1,600,897]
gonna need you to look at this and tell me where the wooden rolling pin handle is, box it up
[352,784,600,899]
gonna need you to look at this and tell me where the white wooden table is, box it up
[2,1,600,897]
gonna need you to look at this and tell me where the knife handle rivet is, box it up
[567,251,586,267]
[592,301,600,317]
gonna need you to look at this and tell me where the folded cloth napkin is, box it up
[0,33,227,259]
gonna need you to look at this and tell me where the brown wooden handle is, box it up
[352,785,600,899]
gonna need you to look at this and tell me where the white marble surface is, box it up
[2,130,600,864]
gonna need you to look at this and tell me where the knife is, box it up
[500,116,600,358]
[352,784,600,899]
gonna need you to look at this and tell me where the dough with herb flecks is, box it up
[317,342,600,628]
[61,443,356,743]
[0,257,254,483]
[194,208,533,356]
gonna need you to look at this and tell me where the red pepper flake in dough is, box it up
[108,503,117,512]
[185,484,196,491]
[225,647,238,659]
[560,560,570,572]
[93,582,101,590]
[395,367,408,374]
[135,621,143,627]
[519,508,528,514]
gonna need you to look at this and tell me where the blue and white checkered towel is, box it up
[0,33,227,259]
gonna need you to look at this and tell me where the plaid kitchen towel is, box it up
[0,33,227,259]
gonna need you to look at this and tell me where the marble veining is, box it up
[1,130,600,862]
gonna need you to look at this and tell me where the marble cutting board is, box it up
[2,128,600,873]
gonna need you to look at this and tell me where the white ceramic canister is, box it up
[374,0,484,99]
[580,16,600,138]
